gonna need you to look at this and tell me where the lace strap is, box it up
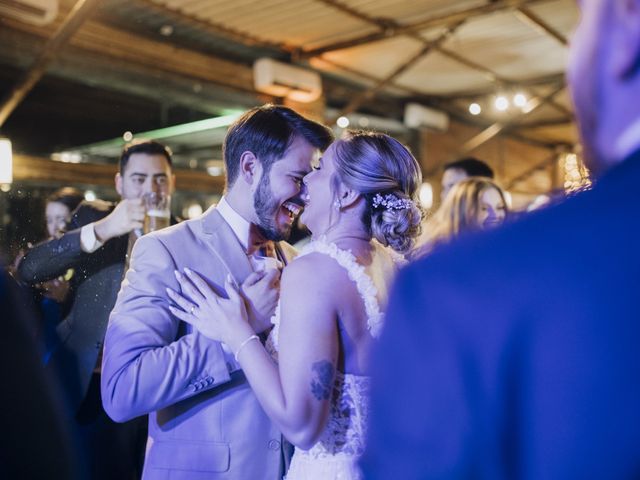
[299,239,384,337]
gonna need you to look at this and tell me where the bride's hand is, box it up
[167,269,255,350]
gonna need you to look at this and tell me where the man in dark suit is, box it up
[362,1,640,478]
[17,140,175,479]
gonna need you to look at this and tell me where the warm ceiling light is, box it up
[336,116,350,128]
[0,137,13,186]
[469,103,481,115]
[186,203,203,219]
[495,96,509,111]
[418,182,433,210]
[514,93,527,108]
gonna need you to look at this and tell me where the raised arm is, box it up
[241,254,339,448]
[101,233,233,422]
[17,229,85,283]
[171,254,339,449]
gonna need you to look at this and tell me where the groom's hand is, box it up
[241,268,280,333]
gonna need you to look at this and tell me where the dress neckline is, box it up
[299,237,384,338]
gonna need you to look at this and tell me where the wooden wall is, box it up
[418,120,564,210]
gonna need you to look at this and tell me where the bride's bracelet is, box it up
[234,334,260,362]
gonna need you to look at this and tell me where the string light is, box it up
[336,116,350,128]
[469,103,481,115]
[562,153,592,193]
[514,93,527,108]
[495,96,509,111]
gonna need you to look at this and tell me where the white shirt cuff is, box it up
[80,223,104,253]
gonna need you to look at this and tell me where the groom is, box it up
[101,104,333,479]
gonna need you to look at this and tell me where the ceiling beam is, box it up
[298,0,545,58]
[443,72,566,99]
[515,6,568,46]
[331,21,464,122]
[13,154,224,192]
[504,149,562,189]
[308,0,571,122]
[0,0,102,127]
[513,117,573,129]
[0,15,257,95]
[123,0,289,52]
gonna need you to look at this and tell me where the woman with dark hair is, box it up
[38,187,84,359]
[169,131,423,479]
[45,187,85,239]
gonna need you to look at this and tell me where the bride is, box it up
[169,130,422,479]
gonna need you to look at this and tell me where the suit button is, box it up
[268,439,281,451]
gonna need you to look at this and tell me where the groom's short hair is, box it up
[223,104,334,186]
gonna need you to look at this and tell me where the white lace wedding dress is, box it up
[266,239,402,480]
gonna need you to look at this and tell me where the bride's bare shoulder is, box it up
[282,252,346,286]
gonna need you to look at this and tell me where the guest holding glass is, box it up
[17,140,175,480]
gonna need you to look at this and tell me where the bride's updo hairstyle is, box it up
[332,130,423,253]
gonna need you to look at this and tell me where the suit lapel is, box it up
[200,206,253,287]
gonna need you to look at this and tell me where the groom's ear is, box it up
[238,151,260,185]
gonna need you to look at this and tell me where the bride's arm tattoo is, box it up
[310,360,335,401]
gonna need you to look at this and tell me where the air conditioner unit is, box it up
[403,102,449,132]
[253,58,322,103]
[0,0,58,26]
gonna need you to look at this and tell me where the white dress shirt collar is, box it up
[216,196,252,252]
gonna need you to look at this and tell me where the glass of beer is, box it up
[143,192,170,234]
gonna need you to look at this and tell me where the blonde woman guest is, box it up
[413,177,508,259]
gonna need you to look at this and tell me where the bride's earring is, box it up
[333,198,342,210]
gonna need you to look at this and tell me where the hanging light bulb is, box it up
[495,96,509,111]
[418,182,433,209]
[0,137,13,186]
[513,93,527,108]
[469,103,482,115]
[336,116,350,128]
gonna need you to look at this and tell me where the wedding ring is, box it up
[190,304,196,315]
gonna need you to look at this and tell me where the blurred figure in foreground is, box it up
[363,1,640,478]
[0,269,82,479]
[413,177,508,258]
[440,156,494,201]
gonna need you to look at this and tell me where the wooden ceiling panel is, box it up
[348,0,486,25]
[320,36,426,83]
[443,9,569,81]
[526,0,580,36]
[395,49,496,95]
[151,0,377,48]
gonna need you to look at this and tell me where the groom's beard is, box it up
[254,171,290,242]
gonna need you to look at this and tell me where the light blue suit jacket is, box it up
[102,206,295,479]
